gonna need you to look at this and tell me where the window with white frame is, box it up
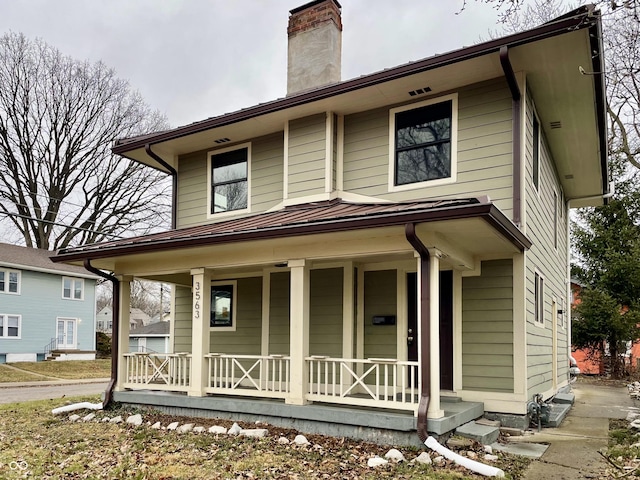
[0,269,20,294]
[532,114,540,191]
[210,281,237,331]
[0,314,21,338]
[534,272,545,324]
[389,94,457,190]
[62,277,84,300]
[208,144,250,215]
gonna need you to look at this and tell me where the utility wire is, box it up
[0,210,123,239]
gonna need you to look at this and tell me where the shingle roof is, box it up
[0,242,98,277]
[130,321,170,336]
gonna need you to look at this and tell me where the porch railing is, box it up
[43,337,57,358]
[205,354,290,399]
[123,353,191,392]
[306,356,420,411]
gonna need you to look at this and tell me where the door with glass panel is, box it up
[56,318,77,349]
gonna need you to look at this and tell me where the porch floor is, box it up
[112,390,484,446]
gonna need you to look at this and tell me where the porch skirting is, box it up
[112,390,483,446]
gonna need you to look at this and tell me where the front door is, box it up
[407,271,454,390]
[56,318,77,349]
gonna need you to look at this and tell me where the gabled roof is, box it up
[0,242,99,279]
[52,197,531,263]
[130,321,170,336]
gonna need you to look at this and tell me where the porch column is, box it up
[342,262,355,391]
[189,268,211,397]
[426,250,444,418]
[115,275,132,392]
[287,259,310,405]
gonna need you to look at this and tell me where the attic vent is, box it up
[408,87,432,97]
[565,174,574,180]
[549,121,562,129]
[214,138,231,144]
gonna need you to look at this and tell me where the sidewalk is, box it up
[0,377,111,388]
[520,381,637,479]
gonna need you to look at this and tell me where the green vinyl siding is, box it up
[288,114,326,199]
[269,272,290,355]
[462,259,514,393]
[342,78,513,216]
[364,270,397,359]
[172,285,193,353]
[524,91,569,397]
[310,268,343,357]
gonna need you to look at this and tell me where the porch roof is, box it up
[51,197,531,265]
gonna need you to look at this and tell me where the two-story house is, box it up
[0,242,98,363]
[53,1,608,444]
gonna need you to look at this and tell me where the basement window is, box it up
[208,143,251,216]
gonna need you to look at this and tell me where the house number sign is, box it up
[194,281,201,319]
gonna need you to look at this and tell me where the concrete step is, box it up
[553,392,575,405]
[455,421,500,445]
[545,402,571,427]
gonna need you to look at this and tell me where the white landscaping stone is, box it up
[627,412,640,422]
[109,416,123,424]
[167,421,180,431]
[240,428,268,438]
[484,445,493,454]
[193,426,206,433]
[630,420,640,430]
[384,449,405,462]
[433,456,445,464]
[126,414,143,426]
[467,451,477,459]
[68,414,80,422]
[293,434,310,445]
[485,454,499,462]
[208,425,228,434]
[101,417,110,423]
[228,423,242,435]
[367,456,388,468]
[414,452,432,464]
[82,413,95,422]
[177,423,194,433]
[151,422,162,430]
[277,436,290,445]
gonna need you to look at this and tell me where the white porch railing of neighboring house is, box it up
[306,356,420,411]
[123,353,191,392]
[205,354,290,399]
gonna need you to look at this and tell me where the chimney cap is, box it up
[289,0,341,15]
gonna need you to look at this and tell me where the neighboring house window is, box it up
[389,94,457,191]
[62,277,84,300]
[210,281,237,331]
[532,114,540,190]
[0,314,21,338]
[0,269,20,294]
[535,272,545,324]
[208,144,250,215]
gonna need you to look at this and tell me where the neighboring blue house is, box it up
[0,242,99,363]
[129,321,170,354]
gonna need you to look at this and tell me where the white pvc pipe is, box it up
[425,436,505,478]
[51,402,103,415]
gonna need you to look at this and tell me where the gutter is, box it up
[83,259,120,408]
[499,46,522,227]
[145,144,177,229]
[404,223,431,442]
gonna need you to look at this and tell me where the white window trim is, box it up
[0,269,21,295]
[0,313,21,339]
[388,93,458,193]
[534,270,545,328]
[210,280,237,332]
[62,276,84,301]
[206,142,252,220]
[532,111,541,194]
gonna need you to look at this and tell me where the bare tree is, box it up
[0,32,171,250]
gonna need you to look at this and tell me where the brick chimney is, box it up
[287,0,342,95]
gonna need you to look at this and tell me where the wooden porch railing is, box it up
[205,354,290,399]
[123,353,191,391]
[306,356,420,411]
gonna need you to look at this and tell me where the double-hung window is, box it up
[0,314,20,338]
[0,269,20,294]
[63,277,84,300]
[390,94,457,190]
[209,144,250,215]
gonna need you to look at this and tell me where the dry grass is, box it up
[0,364,51,382]
[0,396,531,479]
[2,359,110,381]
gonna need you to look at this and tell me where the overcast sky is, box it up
[0,0,506,128]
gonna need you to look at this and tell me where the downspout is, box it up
[405,223,431,442]
[145,144,178,229]
[83,259,120,408]
[500,46,522,227]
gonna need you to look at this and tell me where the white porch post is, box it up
[342,262,355,390]
[287,259,310,405]
[115,275,132,392]
[426,250,444,418]
[189,268,211,397]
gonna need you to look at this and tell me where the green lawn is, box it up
[0,359,110,382]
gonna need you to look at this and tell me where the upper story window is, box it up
[208,143,251,216]
[210,280,237,332]
[62,277,84,300]
[389,94,457,191]
[532,114,540,191]
[0,314,20,338]
[0,269,20,294]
